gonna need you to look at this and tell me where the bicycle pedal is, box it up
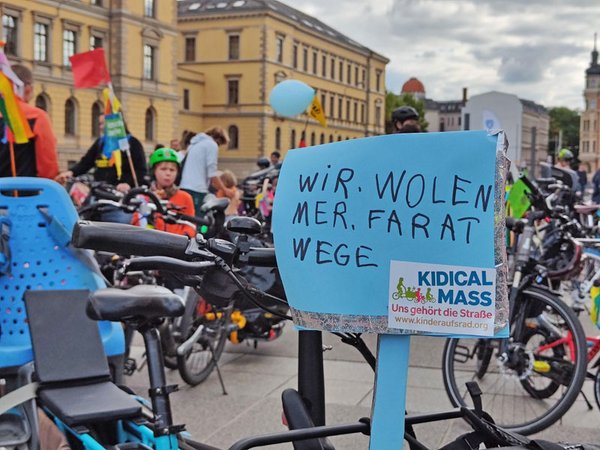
[124,357,137,376]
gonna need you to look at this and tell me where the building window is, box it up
[339,61,343,82]
[290,129,296,148]
[439,119,445,132]
[362,68,366,86]
[91,0,103,6]
[183,89,190,110]
[310,132,315,146]
[91,102,102,137]
[320,133,324,144]
[329,134,333,143]
[354,102,358,123]
[338,98,342,119]
[228,35,240,60]
[2,15,18,56]
[346,100,350,120]
[185,37,195,62]
[228,125,239,149]
[303,47,308,71]
[34,23,48,62]
[145,107,156,141]
[361,103,365,123]
[276,35,284,63]
[330,96,334,118]
[144,0,155,18]
[355,66,359,86]
[64,98,77,136]
[227,79,239,105]
[322,55,327,77]
[63,30,77,66]
[321,94,326,113]
[90,34,103,50]
[293,44,298,69]
[375,70,381,92]
[275,127,281,150]
[143,44,155,80]
[312,51,317,75]
[35,94,49,112]
[347,64,352,85]
[337,136,342,141]
[375,103,381,127]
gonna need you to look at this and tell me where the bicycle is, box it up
[441,176,588,435]
[3,217,592,450]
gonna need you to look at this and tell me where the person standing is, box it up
[55,114,147,192]
[0,64,58,178]
[592,167,600,204]
[391,106,422,134]
[179,126,233,214]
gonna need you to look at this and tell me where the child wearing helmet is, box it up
[132,147,196,237]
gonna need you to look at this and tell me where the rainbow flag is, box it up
[0,71,33,144]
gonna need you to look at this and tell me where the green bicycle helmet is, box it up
[149,147,180,169]
[557,148,574,161]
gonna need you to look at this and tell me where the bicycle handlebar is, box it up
[73,221,193,259]
[73,220,278,267]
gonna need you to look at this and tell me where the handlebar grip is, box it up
[246,247,277,267]
[73,221,192,259]
[126,257,214,275]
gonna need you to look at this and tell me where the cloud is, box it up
[289,0,600,109]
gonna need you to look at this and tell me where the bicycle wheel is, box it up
[177,294,231,386]
[594,367,600,411]
[442,287,587,435]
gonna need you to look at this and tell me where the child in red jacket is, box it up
[132,148,196,237]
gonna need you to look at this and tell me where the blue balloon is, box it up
[269,79,315,118]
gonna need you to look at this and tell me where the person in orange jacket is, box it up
[132,147,196,237]
[0,64,58,178]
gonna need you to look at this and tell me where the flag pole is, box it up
[108,82,139,187]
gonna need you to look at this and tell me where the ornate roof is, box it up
[401,77,425,94]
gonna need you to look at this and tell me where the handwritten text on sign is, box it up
[272,131,506,336]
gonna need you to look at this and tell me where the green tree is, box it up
[385,92,428,133]
[548,107,580,157]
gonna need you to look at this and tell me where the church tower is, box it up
[581,34,600,170]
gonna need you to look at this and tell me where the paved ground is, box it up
[125,323,600,450]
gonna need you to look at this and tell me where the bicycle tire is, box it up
[177,294,231,386]
[442,287,587,435]
[594,366,600,411]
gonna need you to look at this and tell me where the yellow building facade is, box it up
[0,0,387,176]
[0,0,179,170]
[177,0,388,176]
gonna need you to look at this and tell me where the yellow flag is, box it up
[110,150,123,180]
[309,96,327,127]
[102,87,121,114]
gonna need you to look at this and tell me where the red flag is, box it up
[69,48,111,89]
[298,139,307,148]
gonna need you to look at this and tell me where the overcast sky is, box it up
[290,0,599,111]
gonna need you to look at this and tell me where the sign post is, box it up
[272,130,508,448]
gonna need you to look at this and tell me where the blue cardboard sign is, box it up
[272,130,508,337]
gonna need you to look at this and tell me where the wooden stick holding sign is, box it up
[272,130,508,449]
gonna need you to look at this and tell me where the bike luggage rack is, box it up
[0,177,124,373]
